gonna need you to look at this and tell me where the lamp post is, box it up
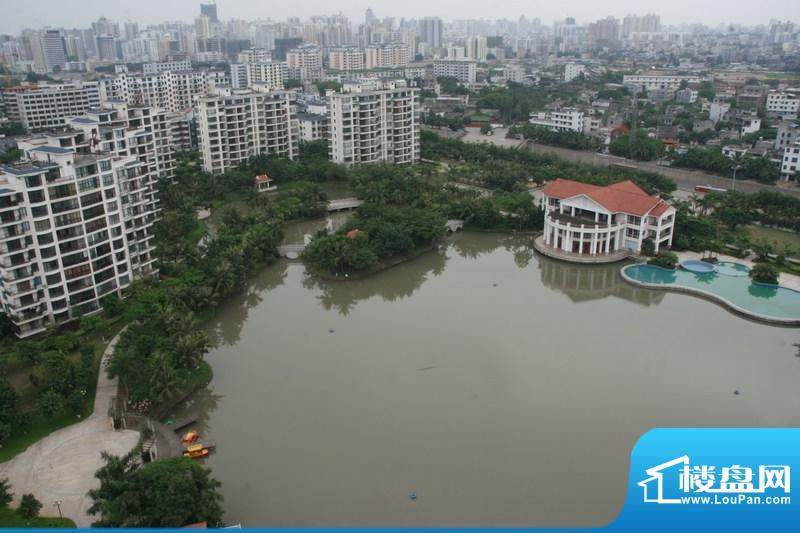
[731,163,741,192]
[54,500,63,519]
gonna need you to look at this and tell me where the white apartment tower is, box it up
[433,60,477,84]
[0,103,168,337]
[230,62,287,90]
[328,81,420,165]
[2,81,101,131]
[195,88,296,174]
[99,70,228,113]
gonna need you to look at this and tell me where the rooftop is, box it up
[30,145,72,154]
[543,178,672,217]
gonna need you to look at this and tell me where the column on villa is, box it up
[654,217,661,253]
[590,228,597,255]
[543,216,551,245]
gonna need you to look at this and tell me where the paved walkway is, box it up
[0,330,140,527]
[674,250,800,291]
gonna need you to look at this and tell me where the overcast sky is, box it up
[1,0,797,34]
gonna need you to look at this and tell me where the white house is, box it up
[529,108,584,133]
[538,178,675,259]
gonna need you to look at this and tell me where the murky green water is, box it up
[173,232,800,527]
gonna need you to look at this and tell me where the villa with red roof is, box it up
[536,178,676,262]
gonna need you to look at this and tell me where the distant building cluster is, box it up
[0,4,799,336]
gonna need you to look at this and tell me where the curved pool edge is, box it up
[619,264,800,327]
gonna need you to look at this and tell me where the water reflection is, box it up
[171,386,223,430]
[208,261,289,346]
[302,246,448,315]
[536,256,666,306]
[748,283,779,299]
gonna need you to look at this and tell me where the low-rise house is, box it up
[529,108,584,133]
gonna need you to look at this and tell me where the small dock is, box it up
[165,416,198,432]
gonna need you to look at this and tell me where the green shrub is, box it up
[749,263,779,285]
[647,251,679,269]
[18,493,42,519]
[640,237,656,257]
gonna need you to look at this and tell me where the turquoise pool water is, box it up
[716,261,751,277]
[622,264,800,322]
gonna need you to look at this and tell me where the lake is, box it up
[173,232,800,527]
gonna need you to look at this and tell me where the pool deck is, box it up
[673,251,800,292]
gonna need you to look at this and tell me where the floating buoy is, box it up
[329,329,335,333]
[408,491,417,501]
[734,390,740,396]
[493,283,498,287]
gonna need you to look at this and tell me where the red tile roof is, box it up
[255,174,272,183]
[543,178,672,217]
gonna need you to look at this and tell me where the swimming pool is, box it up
[621,263,800,325]
[715,261,751,277]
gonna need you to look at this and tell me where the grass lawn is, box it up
[0,507,76,528]
[746,225,800,256]
[0,320,125,464]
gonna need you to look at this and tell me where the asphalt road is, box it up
[524,141,800,199]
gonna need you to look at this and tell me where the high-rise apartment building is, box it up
[622,14,661,37]
[465,36,487,62]
[286,44,323,82]
[433,60,477,84]
[418,17,443,50]
[237,48,272,63]
[195,88,296,174]
[98,69,228,113]
[0,102,170,337]
[229,62,287,89]
[328,80,419,165]
[2,82,101,131]
[40,30,68,72]
[365,44,409,69]
[200,3,219,23]
[328,46,365,71]
[142,59,192,74]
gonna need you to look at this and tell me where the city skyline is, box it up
[1,0,797,34]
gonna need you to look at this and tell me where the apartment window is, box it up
[627,215,642,225]
[34,219,51,232]
[28,190,45,203]
[25,175,43,188]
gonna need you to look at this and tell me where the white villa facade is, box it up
[538,179,676,259]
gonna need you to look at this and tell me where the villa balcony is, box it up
[546,211,624,231]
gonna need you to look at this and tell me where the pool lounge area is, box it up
[620,261,800,326]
